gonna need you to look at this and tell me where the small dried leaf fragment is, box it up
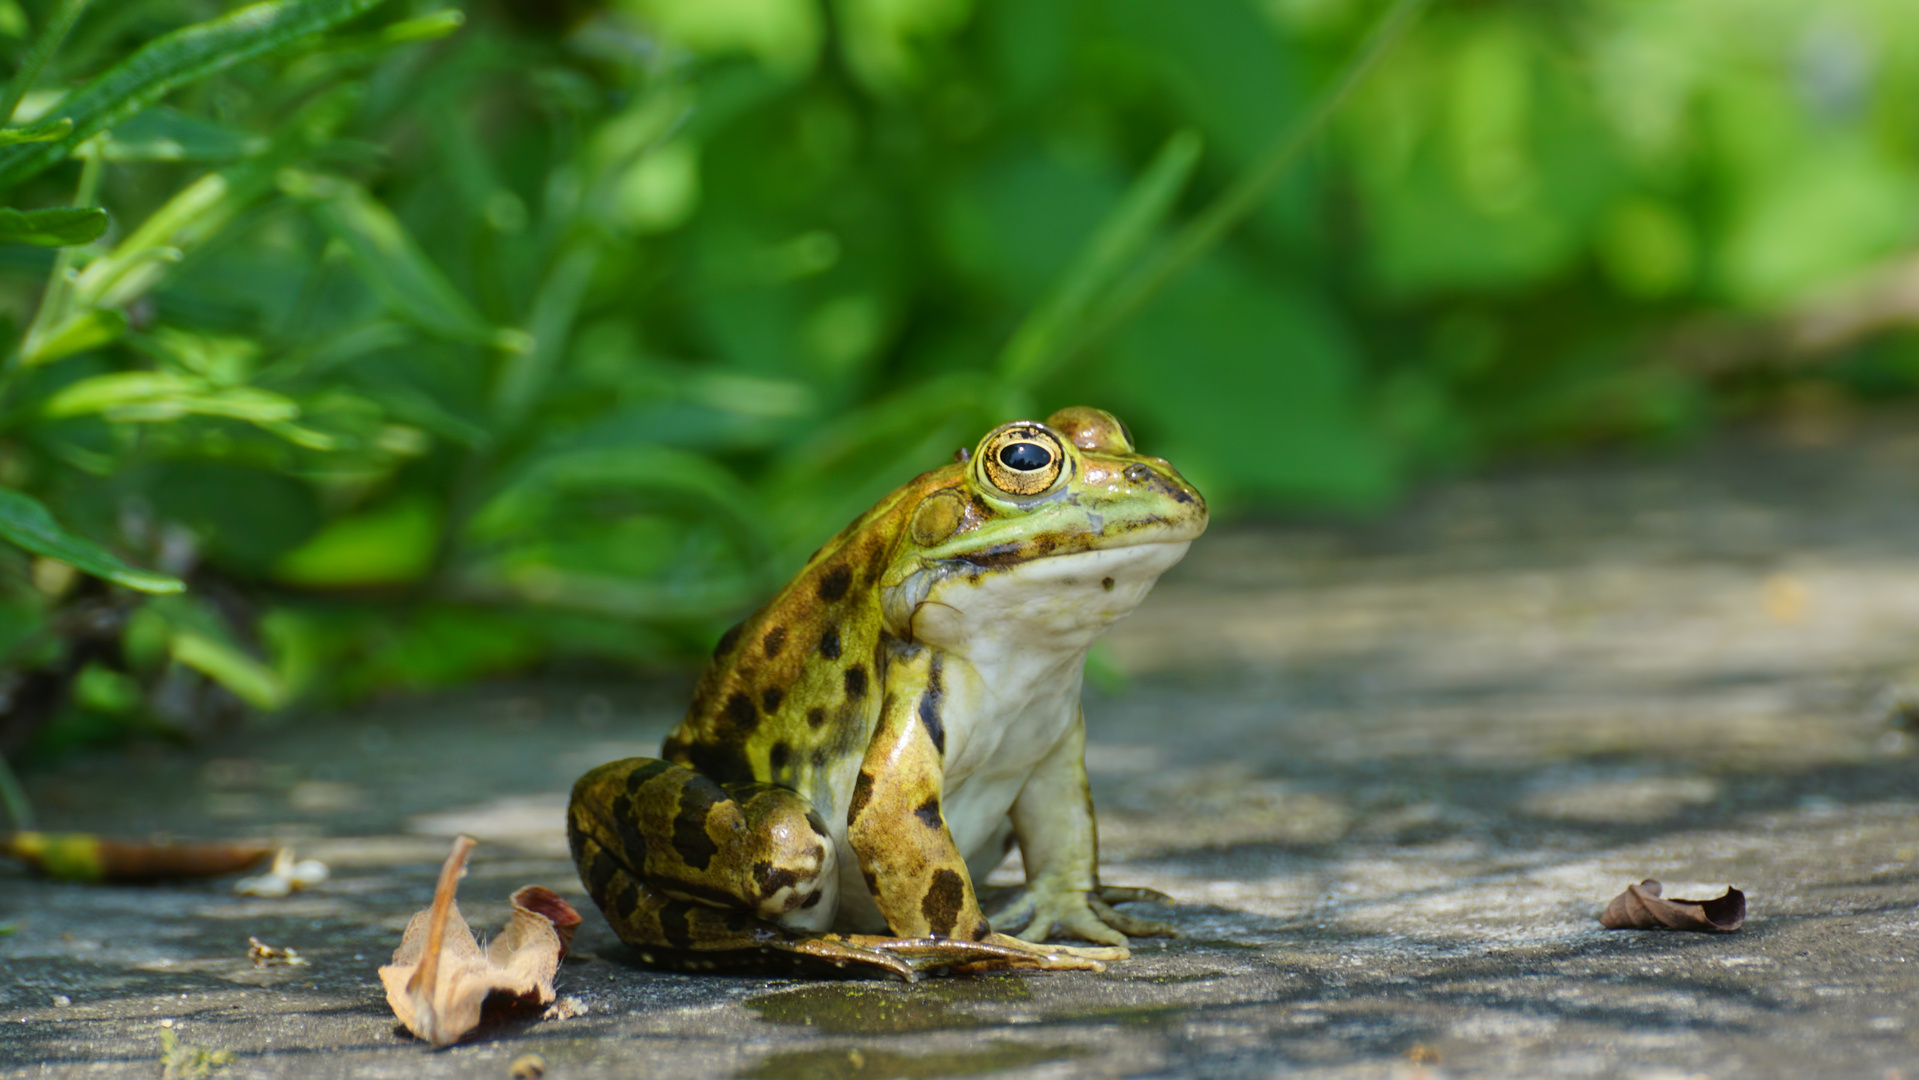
[1599,879,1746,932]
[247,937,306,967]
[2,831,270,882]
[378,836,582,1046]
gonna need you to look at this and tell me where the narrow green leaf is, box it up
[0,204,105,246]
[0,487,183,593]
[18,307,124,366]
[171,631,286,709]
[493,241,598,427]
[996,129,1203,385]
[0,117,73,146]
[379,9,464,44]
[43,370,301,423]
[0,0,87,130]
[284,170,526,351]
[0,0,393,192]
[103,106,265,163]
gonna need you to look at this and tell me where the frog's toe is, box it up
[783,936,922,981]
[1089,894,1178,938]
[1098,884,1175,908]
[1010,898,1129,947]
[828,933,1114,975]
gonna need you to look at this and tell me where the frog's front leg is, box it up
[846,644,1123,972]
[992,708,1177,944]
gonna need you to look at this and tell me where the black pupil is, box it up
[999,441,1052,472]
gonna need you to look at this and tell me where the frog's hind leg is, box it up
[569,758,917,979]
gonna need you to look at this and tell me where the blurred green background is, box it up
[2,0,1917,757]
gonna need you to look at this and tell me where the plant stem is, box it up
[0,0,89,128]
[0,751,34,830]
[1053,0,1431,368]
[16,138,103,366]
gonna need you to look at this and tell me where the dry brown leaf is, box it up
[377,836,582,1046]
[1599,878,1746,932]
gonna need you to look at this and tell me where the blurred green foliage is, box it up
[1,0,1917,750]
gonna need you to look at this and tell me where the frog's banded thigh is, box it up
[568,758,840,932]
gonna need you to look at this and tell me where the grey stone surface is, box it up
[5,418,1919,1078]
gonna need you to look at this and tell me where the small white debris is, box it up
[51,995,71,1008]
[234,848,329,897]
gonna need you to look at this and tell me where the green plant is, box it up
[3,0,1917,756]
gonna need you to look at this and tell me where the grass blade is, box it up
[0,0,391,192]
[0,486,183,593]
[284,170,526,351]
[0,0,89,128]
[1053,0,1432,368]
[996,129,1202,386]
[0,205,106,246]
[0,117,74,146]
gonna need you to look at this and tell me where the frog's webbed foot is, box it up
[828,932,1125,977]
[988,883,1178,944]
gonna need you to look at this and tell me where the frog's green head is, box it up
[881,406,1207,644]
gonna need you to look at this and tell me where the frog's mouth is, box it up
[883,534,1198,644]
[941,515,1207,570]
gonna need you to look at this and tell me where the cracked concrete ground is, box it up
[4,416,1919,1079]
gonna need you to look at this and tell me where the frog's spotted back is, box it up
[663,469,940,807]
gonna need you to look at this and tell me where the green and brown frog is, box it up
[567,406,1207,979]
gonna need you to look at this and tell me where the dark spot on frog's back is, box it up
[769,741,792,774]
[843,665,868,700]
[762,625,787,659]
[819,626,842,660]
[921,869,966,938]
[723,691,759,736]
[714,621,745,659]
[1102,576,1115,591]
[806,706,827,730]
[864,541,888,584]
[761,687,783,714]
[818,564,853,603]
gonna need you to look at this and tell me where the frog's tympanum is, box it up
[567,407,1207,979]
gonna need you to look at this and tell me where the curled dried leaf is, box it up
[1599,879,1746,933]
[510,886,581,960]
[378,836,582,1046]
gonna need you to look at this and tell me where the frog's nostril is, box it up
[1123,463,1153,484]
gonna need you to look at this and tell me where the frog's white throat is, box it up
[899,539,1190,781]
[901,540,1191,664]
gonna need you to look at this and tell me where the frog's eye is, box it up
[979,426,1065,496]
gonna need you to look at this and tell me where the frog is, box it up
[567,406,1207,980]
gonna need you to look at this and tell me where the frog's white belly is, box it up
[829,539,1189,933]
